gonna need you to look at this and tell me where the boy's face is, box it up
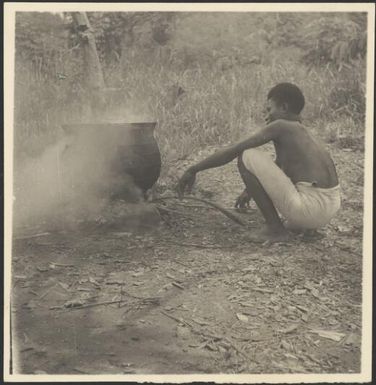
[264,98,287,124]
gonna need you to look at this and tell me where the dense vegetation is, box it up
[14,12,367,162]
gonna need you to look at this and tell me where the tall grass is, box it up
[14,14,366,167]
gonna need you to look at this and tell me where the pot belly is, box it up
[62,122,162,200]
[113,140,161,194]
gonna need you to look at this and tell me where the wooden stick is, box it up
[50,262,75,268]
[174,203,208,209]
[55,299,125,310]
[175,202,250,212]
[173,260,191,268]
[172,282,184,290]
[162,240,233,249]
[152,195,246,226]
[251,287,274,294]
[121,289,160,303]
[52,292,160,311]
[14,232,50,240]
[156,206,201,218]
[160,310,191,326]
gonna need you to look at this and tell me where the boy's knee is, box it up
[238,149,258,174]
[241,149,272,175]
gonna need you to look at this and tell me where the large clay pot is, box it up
[62,122,161,198]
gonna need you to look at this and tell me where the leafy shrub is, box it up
[13,11,367,160]
[296,14,367,123]
[299,14,367,68]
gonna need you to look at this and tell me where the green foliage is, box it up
[14,11,367,161]
[294,14,367,123]
[15,12,68,72]
[86,12,179,67]
[299,14,367,68]
[327,59,366,120]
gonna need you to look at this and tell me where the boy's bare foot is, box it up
[247,227,290,243]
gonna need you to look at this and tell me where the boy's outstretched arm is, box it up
[177,121,281,197]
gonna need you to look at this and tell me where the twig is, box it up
[121,289,160,303]
[40,286,54,299]
[152,195,246,226]
[52,292,159,311]
[175,202,249,212]
[160,310,192,326]
[36,266,49,272]
[58,299,126,310]
[50,262,75,268]
[119,284,124,308]
[20,347,34,353]
[156,206,201,218]
[14,232,50,240]
[222,337,251,361]
[166,273,177,280]
[162,240,233,249]
[305,353,321,365]
[160,311,251,361]
[72,368,89,374]
[251,287,274,294]
[343,300,362,308]
[172,282,184,290]
[173,260,191,268]
[174,203,208,209]
[65,43,80,53]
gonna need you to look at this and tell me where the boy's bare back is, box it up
[273,120,339,188]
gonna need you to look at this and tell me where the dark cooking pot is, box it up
[62,122,161,195]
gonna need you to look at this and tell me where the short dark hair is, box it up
[267,83,305,114]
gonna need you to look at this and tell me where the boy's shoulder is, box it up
[274,118,303,127]
[268,119,304,134]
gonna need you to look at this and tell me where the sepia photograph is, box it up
[3,2,374,383]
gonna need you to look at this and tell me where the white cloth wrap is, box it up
[241,149,341,230]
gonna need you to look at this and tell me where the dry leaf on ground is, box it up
[236,313,249,323]
[278,324,298,334]
[310,329,345,342]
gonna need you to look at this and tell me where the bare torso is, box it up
[273,121,339,188]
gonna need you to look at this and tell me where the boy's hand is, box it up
[177,169,196,198]
[235,189,251,209]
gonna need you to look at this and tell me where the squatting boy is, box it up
[177,83,341,242]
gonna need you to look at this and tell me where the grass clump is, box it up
[14,12,367,164]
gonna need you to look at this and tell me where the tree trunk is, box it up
[71,12,105,117]
[120,26,135,69]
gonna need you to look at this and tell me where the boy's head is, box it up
[265,83,305,123]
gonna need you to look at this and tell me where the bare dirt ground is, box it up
[11,143,364,375]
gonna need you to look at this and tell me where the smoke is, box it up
[13,110,156,233]
[100,105,154,125]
